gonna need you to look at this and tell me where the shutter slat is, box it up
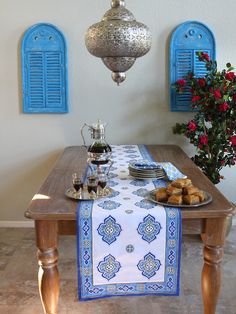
[194,50,210,78]
[45,52,62,108]
[27,51,44,108]
[175,50,192,110]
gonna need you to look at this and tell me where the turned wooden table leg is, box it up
[35,220,59,314]
[201,217,227,314]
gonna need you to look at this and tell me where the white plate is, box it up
[129,174,166,180]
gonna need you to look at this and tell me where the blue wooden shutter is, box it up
[170,21,216,112]
[21,23,68,113]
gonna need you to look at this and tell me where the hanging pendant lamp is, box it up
[85,0,152,85]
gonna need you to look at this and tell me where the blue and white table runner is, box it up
[77,145,182,301]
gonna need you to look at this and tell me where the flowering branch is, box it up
[173,52,236,184]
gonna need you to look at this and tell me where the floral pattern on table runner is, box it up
[77,145,181,301]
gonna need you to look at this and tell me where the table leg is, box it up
[35,220,59,314]
[201,217,227,314]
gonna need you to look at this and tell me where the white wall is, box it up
[0,0,236,221]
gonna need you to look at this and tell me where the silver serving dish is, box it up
[147,189,213,208]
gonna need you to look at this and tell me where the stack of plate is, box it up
[128,160,166,179]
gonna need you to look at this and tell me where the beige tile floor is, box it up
[0,226,236,314]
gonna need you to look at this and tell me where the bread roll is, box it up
[194,191,205,202]
[183,186,199,195]
[166,186,182,196]
[167,195,183,205]
[171,178,192,188]
[155,188,168,202]
[183,195,200,205]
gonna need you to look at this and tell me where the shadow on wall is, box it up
[112,22,195,146]
[17,30,24,114]
[0,150,61,220]
[120,88,193,146]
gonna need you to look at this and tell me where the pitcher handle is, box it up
[106,160,114,176]
[81,123,90,147]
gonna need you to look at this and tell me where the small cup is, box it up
[72,173,83,197]
[87,176,98,199]
[98,174,108,196]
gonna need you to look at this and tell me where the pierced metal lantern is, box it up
[85,0,152,85]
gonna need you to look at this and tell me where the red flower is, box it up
[187,120,197,131]
[233,94,236,102]
[220,160,225,166]
[223,85,228,91]
[198,78,206,87]
[214,89,222,100]
[176,79,186,86]
[230,136,236,146]
[225,72,235,81]
[218,102,229,112]
[191,95,201,102]
[199,135,208,145]
[201,52,210,62]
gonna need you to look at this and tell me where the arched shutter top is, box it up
[169,21,216,112]
[171,21,216,50]
[21,23,68,113]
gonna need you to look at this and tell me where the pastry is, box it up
[194,191,205,202]
[166,186,182,196]
[155,188,168,202]
[183,185,199,195]
[183,194,200,205]
[171,178,192,188]
[167,195,183,205]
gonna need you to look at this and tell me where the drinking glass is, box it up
[72,173,83,198]
[87,175,98,199]
[98,174,108,196]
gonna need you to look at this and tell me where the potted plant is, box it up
[173,52,236,185]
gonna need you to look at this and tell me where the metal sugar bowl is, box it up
[81,120,113,176]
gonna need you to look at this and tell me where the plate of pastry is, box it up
[147,178,212,208]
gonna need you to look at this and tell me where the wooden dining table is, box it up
[25,145,234,314]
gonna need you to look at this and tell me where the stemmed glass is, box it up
[87,175,98,199]
[98,174,108,196]
[72,173,83,198]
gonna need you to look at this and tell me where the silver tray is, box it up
[147,189,212,208]
[65,187,114,200]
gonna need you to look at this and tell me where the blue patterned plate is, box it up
[129,160,161,171]
[147,189,212,208]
